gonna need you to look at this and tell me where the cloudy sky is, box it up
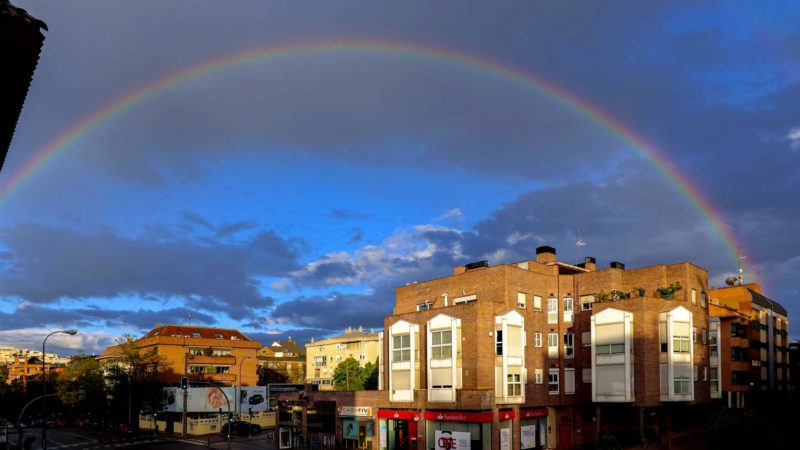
[1,0,799,355]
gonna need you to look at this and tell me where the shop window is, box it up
[393,334,411,362]
[547,298,558,324]
[431,330,452,359]
[548,369,559,394]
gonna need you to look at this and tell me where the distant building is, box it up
[306,327,380,390]
[0,0,47,172]
[708,283,790,407]
[0,346,70,365]
[5,354,66,388]
[99,324,261,387]
[257,337,306,382]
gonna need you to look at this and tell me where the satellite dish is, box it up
[725,277,739,286]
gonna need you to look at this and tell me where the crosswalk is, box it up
[49,436,163,450]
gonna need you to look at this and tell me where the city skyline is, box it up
[0,0,798,355]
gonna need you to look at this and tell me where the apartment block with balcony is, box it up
[708,283,790,408]
[379,246,711,450]
[99,324,260,387]
[306,326,381,390]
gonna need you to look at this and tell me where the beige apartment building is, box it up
[306,327,381,390]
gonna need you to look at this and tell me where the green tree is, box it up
[333,357,364,391]
[104,335,166,426]
[257,364,289,385]
[57,355,106,417]
[362,358,379,390]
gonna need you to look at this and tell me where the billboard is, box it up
[163,386,266,413]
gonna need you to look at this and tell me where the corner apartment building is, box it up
[708,284,790,408]
[99,325,260,387]
[307,327,381,390]
[380,246,710,450]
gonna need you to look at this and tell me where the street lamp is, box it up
[42,329,78,450]
[237,356,252,416]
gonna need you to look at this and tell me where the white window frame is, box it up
[691,289,697,305]
[392,334,411,362]
[548,333,559,358]
[564,368,575,394]
[417,302,432,311]
[507,373,522,397]
[535,368,543,384]
[701,292,707,307]
[564,333,574,359]
[580,294,594,311]
[548,369,559,394]
[581,331,591,347]
[547,297,558,324]
[533,296,542,312]
[563,297,574,323]
[431,329,452,359]
[495,329,503,356]
[674,377,691,394]
[534,332,542,348]
[517,292,526,309]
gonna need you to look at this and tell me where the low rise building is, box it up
[708,283,790,407]
[99,324,261,387]
[257,338,306,383]
[5,354,66,388]
[306,327,381,390]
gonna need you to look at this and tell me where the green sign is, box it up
[343,418,358,439]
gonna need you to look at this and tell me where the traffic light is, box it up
[180,377,188,389]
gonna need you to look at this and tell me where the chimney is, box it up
[610,261,625,270]
[581,257,596,271]
[535,246,557,264]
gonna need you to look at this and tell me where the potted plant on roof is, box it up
[656,282,682,299]
[634,287,646,297]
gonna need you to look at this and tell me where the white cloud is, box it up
[0,328,116,355]
[434,208,465,222]
[787,127,800,150]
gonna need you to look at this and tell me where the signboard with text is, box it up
[339,406,372,417]
[521,425,537,449]
[434,430,470,450]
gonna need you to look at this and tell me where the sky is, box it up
[1,0,799,356]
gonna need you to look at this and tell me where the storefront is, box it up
[499,410,514,450]
[340,406,375,449]
[424,411,493,450]
[519,408,548,450]
[377,410,421,450]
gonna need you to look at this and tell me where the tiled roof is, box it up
[747,289,788,317]
[142,324,252,341]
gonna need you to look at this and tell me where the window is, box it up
[336,355,342,361]
[595,343,625,355]
[431,330,452,359]
[533,296,542,312]
[211,348,231,357]
[701,328,707,345]
[563,297,574,323]
[582,368,592,383]
[580,295,594,311]
[359,354,366,361]
[517,292,526,309]
[694,365,698,382]
[548,333,559,358]
[547,297,558,324]
[495,329,503,356]
[535,369,543,384]
[564,368,575,394]
[581,331,591,347]
[192,332,201,338]
[709,329,718,356]
[507,374,522,396]
[692,327,697,343]
[710,368,719,392]
[703,366,707,381]
[673,335,690,353]
[701,292,707,307]
[417,302,432,311]
[453,294,476,304]
[213,333,223,339]
[548,369,559,394]
[313,356,327,366]
[393,334,411,362]
[534,332,542,348]
[674,377,691,394]
[691,289,697,305]
[564,333,574,358]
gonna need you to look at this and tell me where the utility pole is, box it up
[182,351,188,438]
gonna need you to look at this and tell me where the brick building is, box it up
[5,354,66,388]
[307,327,381,390]
[708,283,790,408]
[99,324,261,387]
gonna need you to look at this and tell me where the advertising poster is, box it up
[434,430,470,450]
[343,418,359,440]
[163,387,236,412]
[521,425,537,449]
[238,386,267,412]
[379,421,387,449]
[500,428,510,450]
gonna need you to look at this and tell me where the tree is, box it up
[257,364,289,385]
[362,358,379,390]
[288,363,306,384]
[57,355,106,417]
[333,358,364,391]
[104,335,167,426]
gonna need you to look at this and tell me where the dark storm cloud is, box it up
[0,304,215,331]
[268,291,391,332]
[245,328,334,348]
[0,223,302,317]
[329,209,371,221]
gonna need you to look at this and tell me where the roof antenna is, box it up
[575,228,587,265]
[738,250,747,285]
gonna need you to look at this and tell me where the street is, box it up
[5,427,280,450]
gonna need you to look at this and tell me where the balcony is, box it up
[188,372,237,382]
[187,354,236,365]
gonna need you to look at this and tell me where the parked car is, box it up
[220,420,261,436]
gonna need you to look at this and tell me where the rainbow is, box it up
[0,38,754,282]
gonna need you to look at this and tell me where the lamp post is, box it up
[237,356,252,416]
[42,329,78,450]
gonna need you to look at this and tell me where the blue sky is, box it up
[1,0,799,355]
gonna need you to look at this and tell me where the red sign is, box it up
[520,408,548,419]
[498,410,515,420]
[377,410,420,420]
[424,411,494,423]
